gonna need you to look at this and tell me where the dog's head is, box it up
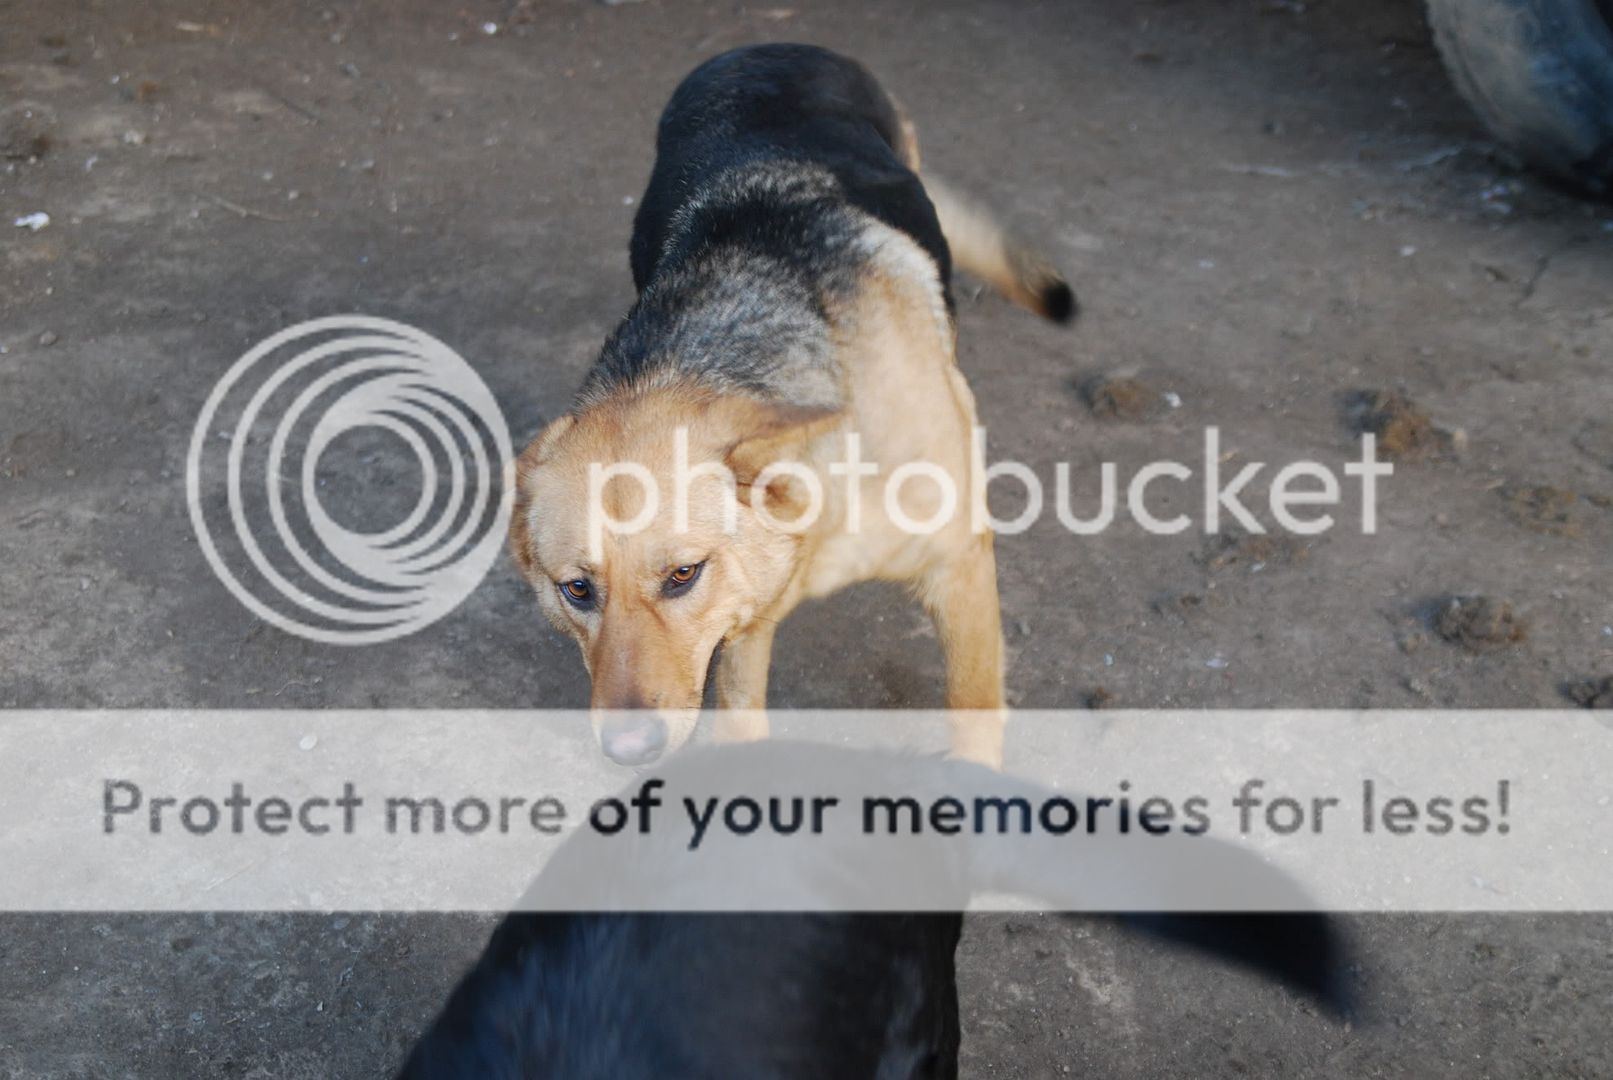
[509,386,836,764]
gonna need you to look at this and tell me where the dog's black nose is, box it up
[600,716,667,766]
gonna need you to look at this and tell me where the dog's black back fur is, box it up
[579,44,950,409]
[628,44,949,293]
[398,912,963,1080]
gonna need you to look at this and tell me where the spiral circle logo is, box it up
[186,316,513,645]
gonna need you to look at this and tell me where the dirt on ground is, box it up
[1347,388,1449,460]
[1084,373,1167,421]
[1568,675,1613,709]
[1434,595,1530,652]
[4,1,1613,1077]
[1500,482,1583,537]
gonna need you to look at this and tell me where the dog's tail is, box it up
[923,176,1077,324]
[880,93,1074,324]
[950,761,1351,1015]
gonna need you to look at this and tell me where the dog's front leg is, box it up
[920,534,1007,769]
[712,620,776,743]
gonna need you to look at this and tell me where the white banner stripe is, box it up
[0,710,1604,912]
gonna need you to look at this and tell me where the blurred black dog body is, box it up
[401,913,966,1079]
[395,742,1346,1078]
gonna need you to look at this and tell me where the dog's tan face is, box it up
[509,388,831,764]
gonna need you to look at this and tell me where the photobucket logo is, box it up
[186,316,513,645]
[583,426,1392,558]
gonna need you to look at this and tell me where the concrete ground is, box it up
[4,0,1612,1076]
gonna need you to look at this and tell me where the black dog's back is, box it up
[397,912,964,1080]
[581,43,1075,409]
[628,43,950,297]
[395,743,1348,1078]
[580,44,955,409]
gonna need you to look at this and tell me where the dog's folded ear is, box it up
[508,414,577,578]
[516,414,578,476]
[722,401,842,521]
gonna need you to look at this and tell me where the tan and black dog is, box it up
[509,44,1073,766]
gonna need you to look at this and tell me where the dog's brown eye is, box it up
[560,579,594,609]
[663,562,704,596]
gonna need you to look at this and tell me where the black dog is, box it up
[395,742,1347,1078]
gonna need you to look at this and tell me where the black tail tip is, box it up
[1040,280,1078,325]
[1123,913,1354,1020]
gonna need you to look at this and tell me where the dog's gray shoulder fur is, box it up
[577,163,864,413]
